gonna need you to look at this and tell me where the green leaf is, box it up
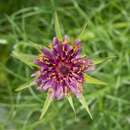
[15,80,35,91]
[67,96,76,114]
[0,39,8,45]
[78,95,93,119]
[28,42,43,50]
[39,94,53,120]
[78,22,88,40]
[12,51,37,67]
[14,41,43,51]
[84,74,107,85]
[54,12,63,40]
[0,62,26,81]
[93,56,116,65]
[93,59,105,65]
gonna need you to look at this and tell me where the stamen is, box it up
[48,43,53,49]
[38,53,43,62]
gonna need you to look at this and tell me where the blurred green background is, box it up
[0,0,130,130]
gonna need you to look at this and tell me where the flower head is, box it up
[34,36,95,100]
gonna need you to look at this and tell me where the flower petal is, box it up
[55,85,64,100]
[42,48,53,59]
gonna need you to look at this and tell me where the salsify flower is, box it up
[14,14,107,120]
[34,36,95,100]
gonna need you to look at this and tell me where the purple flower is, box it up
[34,36,95,100]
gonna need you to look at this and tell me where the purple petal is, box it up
[55,85,64,100]
[42,48,53,59]
[85,59,95,72]
[64,35,69,41]
[53,37,60,47]
[41,80,52,91]
[66,78,81,97]
[34,60,49,68]
[74,39,81,46]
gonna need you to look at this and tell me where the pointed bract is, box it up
[54,12,63,40]
[78,95,93,119]
[67,96,76,114]
[39,93,53,120]
[85,74,107,85]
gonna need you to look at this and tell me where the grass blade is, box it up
[78,22,88,40]
[16,41,43,51]
[12,51,37,67]
[93,56,116,65]
[93,59,105,65]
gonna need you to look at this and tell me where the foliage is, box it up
[0,0,130,130]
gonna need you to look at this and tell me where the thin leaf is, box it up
[78,95,93,119]
[67,96,76,114]
[72,0,87,20]
[12,51,37,67]
[54,12,62,40]
[93,56,116,65]
[84,74,107,85]
[14,41,43,51]
[0,62,26,81]
[29,41,43,50]
[78,22,88,40]
[39,94,53,120]
[15,80,35,91]
[93,59,105,65]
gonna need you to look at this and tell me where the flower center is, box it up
[59,64,70,76]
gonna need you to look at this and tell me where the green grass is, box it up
[0,0,130,130]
